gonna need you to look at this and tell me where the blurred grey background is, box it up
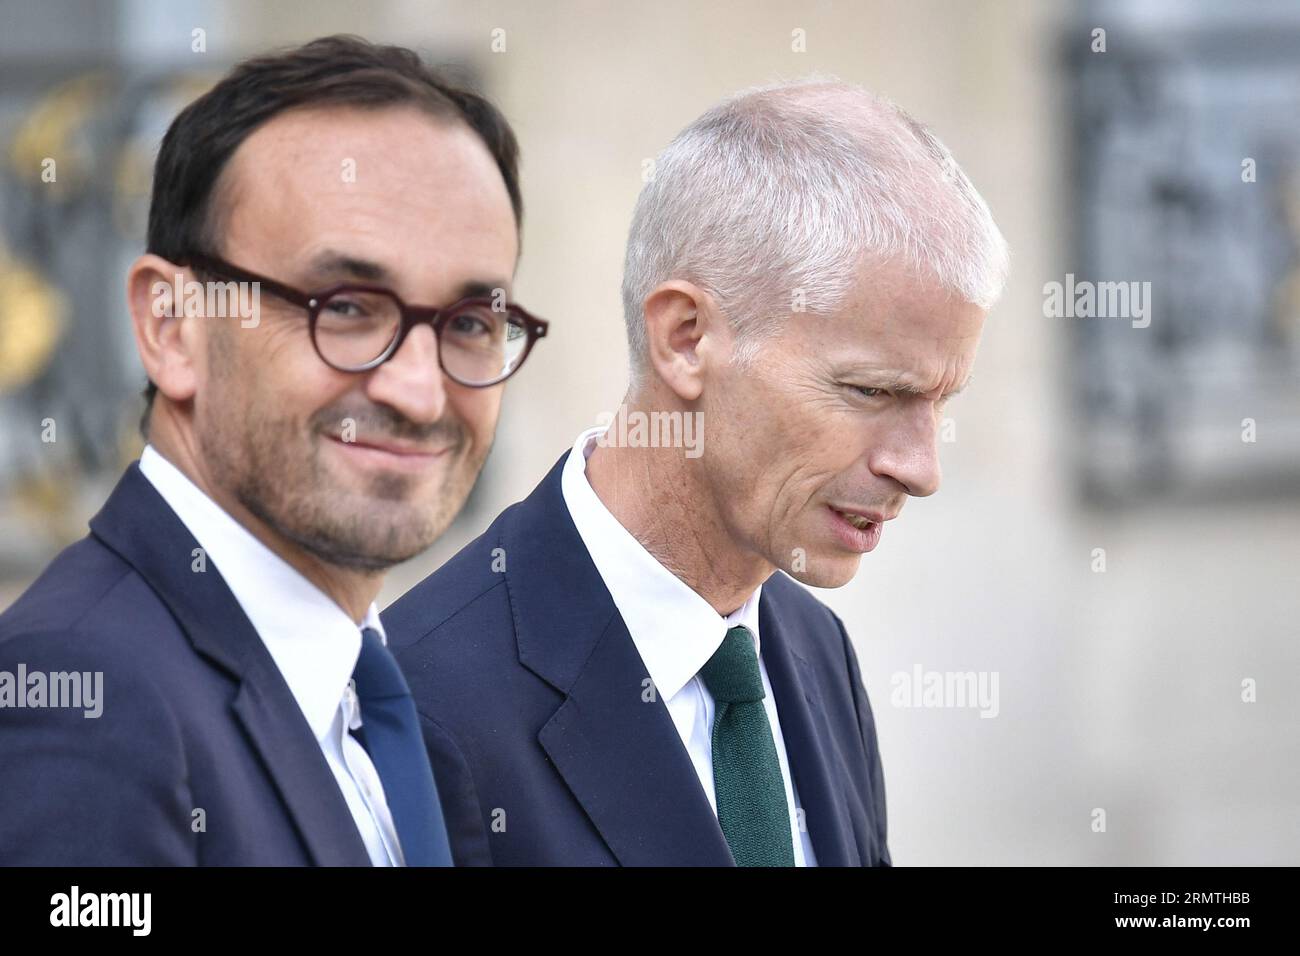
[0,0,1296,865]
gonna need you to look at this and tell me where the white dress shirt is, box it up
[139,444,404,866]
[560,426,817,866]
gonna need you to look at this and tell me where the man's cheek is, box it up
[464,401,500,448]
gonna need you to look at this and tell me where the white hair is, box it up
[620,78,1010,384]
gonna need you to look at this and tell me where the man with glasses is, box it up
[0,36,544,865]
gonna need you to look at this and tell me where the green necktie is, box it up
[698,625,796,867]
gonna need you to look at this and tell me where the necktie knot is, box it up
[698,625,766,704]
[352,626,409,702]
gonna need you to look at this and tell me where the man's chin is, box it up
[784,552,864,589]
[249,487,451,574]
[289,524,439,574]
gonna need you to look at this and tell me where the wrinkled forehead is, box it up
[794,259,987,384]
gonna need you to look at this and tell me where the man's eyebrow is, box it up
[454,279,510,299]
[883,375,973,398]
[304,251,393,284]
[303,251,509,300]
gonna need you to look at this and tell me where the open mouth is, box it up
[827,505,886,554]
[833,508,875,531]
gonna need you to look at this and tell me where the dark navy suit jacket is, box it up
[384,452,892,866]
[0,464,379,865]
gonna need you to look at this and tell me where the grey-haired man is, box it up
[385,80,1008,866]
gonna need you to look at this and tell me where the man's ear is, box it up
[126,254,199,405]
[642,279,731,403]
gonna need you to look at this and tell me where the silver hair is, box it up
[620,78,1010,384]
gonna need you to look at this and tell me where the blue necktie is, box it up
[351,626,452,866]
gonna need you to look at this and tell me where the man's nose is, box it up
[868,403,943,498]
[362,323,448,425]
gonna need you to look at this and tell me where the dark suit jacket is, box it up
[384,452,892,866]
[0,464,378,865]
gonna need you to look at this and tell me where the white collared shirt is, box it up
[560,426,817,866]
[139,444,404,866]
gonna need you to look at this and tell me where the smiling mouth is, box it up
[325,434,451,459]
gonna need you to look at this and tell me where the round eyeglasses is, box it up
[181,253,548,387]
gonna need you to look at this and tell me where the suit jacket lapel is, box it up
[89,463,371,866]
[538,613,735,866]
[759,585,862,866]
[506,455,734,866]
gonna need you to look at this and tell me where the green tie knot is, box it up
[698,626,766,704]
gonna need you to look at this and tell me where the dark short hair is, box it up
[140,33,523,433]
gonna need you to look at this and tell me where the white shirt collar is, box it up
[560,426,762,702]
[138,444,381,742]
